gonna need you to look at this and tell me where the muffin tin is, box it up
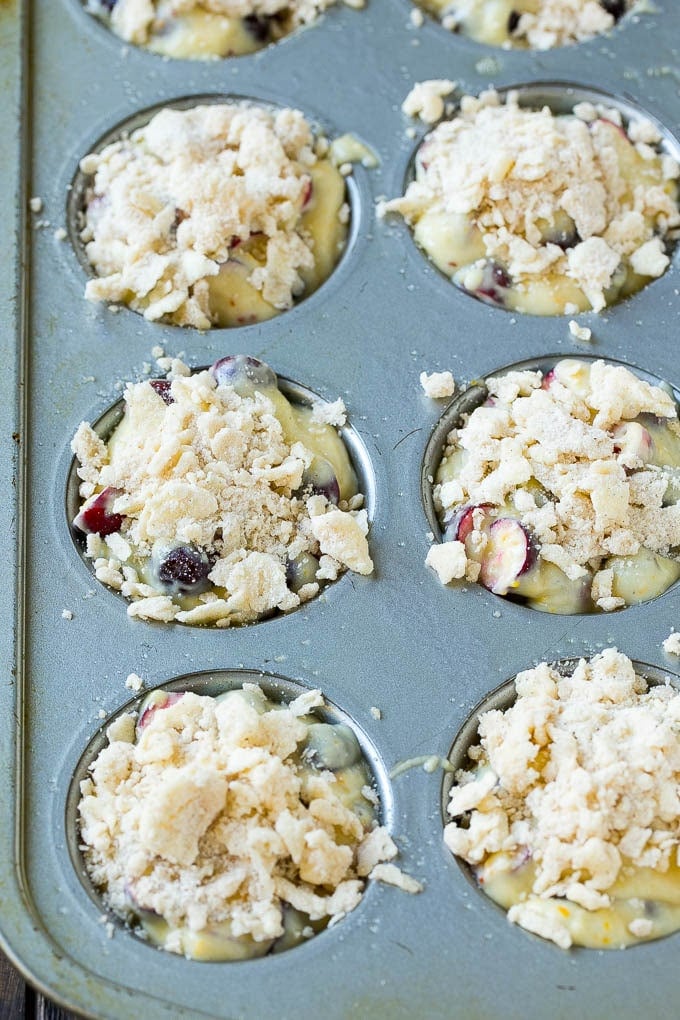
[3,0,680,1016]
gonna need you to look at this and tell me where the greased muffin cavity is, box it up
[85,0,364,58]
[444,650,680,950]
[70,356,373,626]
[381,88,680,316]
[75,101,349,328]
[426,358,680,614]
[417,0,632,50]
[77,680,414,961]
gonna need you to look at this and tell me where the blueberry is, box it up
[286,552,319,593]
[300,458,340,504]
[242,13,272,42]
[507,10,521,32]
[152,543,212,595]
[600,0,625,20]
[210,355,277,393]
[303,723,362,771]
[149,379,174,405]
[543,226,581,250]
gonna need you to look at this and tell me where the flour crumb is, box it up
[311,398,347,427]
[420,370,455,398]
[29,196,43,213]
[568,320,592,342]
[402,80,456,124]
[125,673,144,692]
[426,541,466,583]
[663,631,680,656]
[370,863,424,894]
[61,609,74,621]
[370,706,382,720]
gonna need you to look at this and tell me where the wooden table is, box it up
[0,949,77,1019]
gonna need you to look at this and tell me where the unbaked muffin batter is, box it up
[445,650,680,950]
[79,685,401,959]
[419,0,631,50]
[381,89,680,315]
[86,0,363,58]
[79,103,348,328]
[427,358,680,613]
[71,355,373,625]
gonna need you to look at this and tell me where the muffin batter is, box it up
[381,89,680,315]
[428,358,680,613]
[86,0,363,58]
[78,103,348,328]
[445,649,680,950]
[79,684,400,959]
[419,0,631,50]
[71,355,373,625]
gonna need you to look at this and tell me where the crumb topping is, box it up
[445,649,680,949]
[382,89,679,315]
[79,103,346,328]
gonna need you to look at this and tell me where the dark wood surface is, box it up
[0,949,78,1020]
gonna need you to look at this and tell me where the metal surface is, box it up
[3,0,680,1017]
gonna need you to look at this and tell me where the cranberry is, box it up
[149,379,174,405]
[137,692,185,733]
[74,487,125,537]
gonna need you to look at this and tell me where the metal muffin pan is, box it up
[3,0,680,1016]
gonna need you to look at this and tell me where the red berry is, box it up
[74,487,125,537]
